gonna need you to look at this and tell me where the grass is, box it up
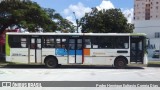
[0,61,16,66]
[148,61,160,67]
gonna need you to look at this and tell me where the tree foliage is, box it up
[44,8,76,33]
[0,0,57,34]
[81,8,134,33]
[58,19,75,33]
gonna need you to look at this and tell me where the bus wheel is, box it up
[45,57,58,68]
[114,58,126,69]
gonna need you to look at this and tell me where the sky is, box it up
[32,0,134,24]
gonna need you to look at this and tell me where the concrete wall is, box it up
[134,20,160,38]
[134,0,160,20]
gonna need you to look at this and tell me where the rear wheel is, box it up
[114,58,126,69]
[45,57,58,68]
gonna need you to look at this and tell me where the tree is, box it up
[0,0,57,34]
[58,19,75,33]
[81,8,134,33]
[44,8,76,33]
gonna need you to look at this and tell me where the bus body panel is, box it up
[57,57,68,64]
[36,49,42,63]
[9,48,28,63]
[83,49,130,65]
[6,56,11,62]
[29,49,35,63]
[76,55,82,63]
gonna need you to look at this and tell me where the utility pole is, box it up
[73,12,78,33]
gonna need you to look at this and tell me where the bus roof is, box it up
[6,32,146,36]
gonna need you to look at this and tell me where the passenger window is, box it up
[30,38,35,49]
[69,39,75,49]
[56,38,61,48]
[62,38,67,48]
[43,37,55,48]
[21,38,27,48]
[37,38,41,48]
[91,36,114,49]
[116,36,129,49]
[9,35,28,48]
[85,39,91,48]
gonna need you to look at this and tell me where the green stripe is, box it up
[130,33,146,36]
[5,34,10,56]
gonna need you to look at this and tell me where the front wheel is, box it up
[45,57,58,68]
[114,58,126,69]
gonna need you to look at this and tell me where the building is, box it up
[134,0,160,20]
[134,0,160,57]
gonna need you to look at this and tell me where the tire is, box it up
[45,57,58,68]
[114,58,126,69]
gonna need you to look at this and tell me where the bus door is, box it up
[130,36,144,63]
[29,37,42,63]
[68,38,82,64]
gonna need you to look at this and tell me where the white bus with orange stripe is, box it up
[5,33,148,68]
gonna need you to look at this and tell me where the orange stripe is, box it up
[84,49,90,56]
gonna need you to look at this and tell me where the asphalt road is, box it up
[0,65,160,90]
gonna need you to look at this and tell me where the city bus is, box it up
[5,32,148,68]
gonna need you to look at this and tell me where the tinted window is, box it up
[115,36,129,49]
[92,36,114,49]
[84,37,91,48]
[84,36,129,49]
[69,39,75,50]
[9,35,28,48]
[43,36,55,48]
[84,36,114,49]
[55,37,67,48]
